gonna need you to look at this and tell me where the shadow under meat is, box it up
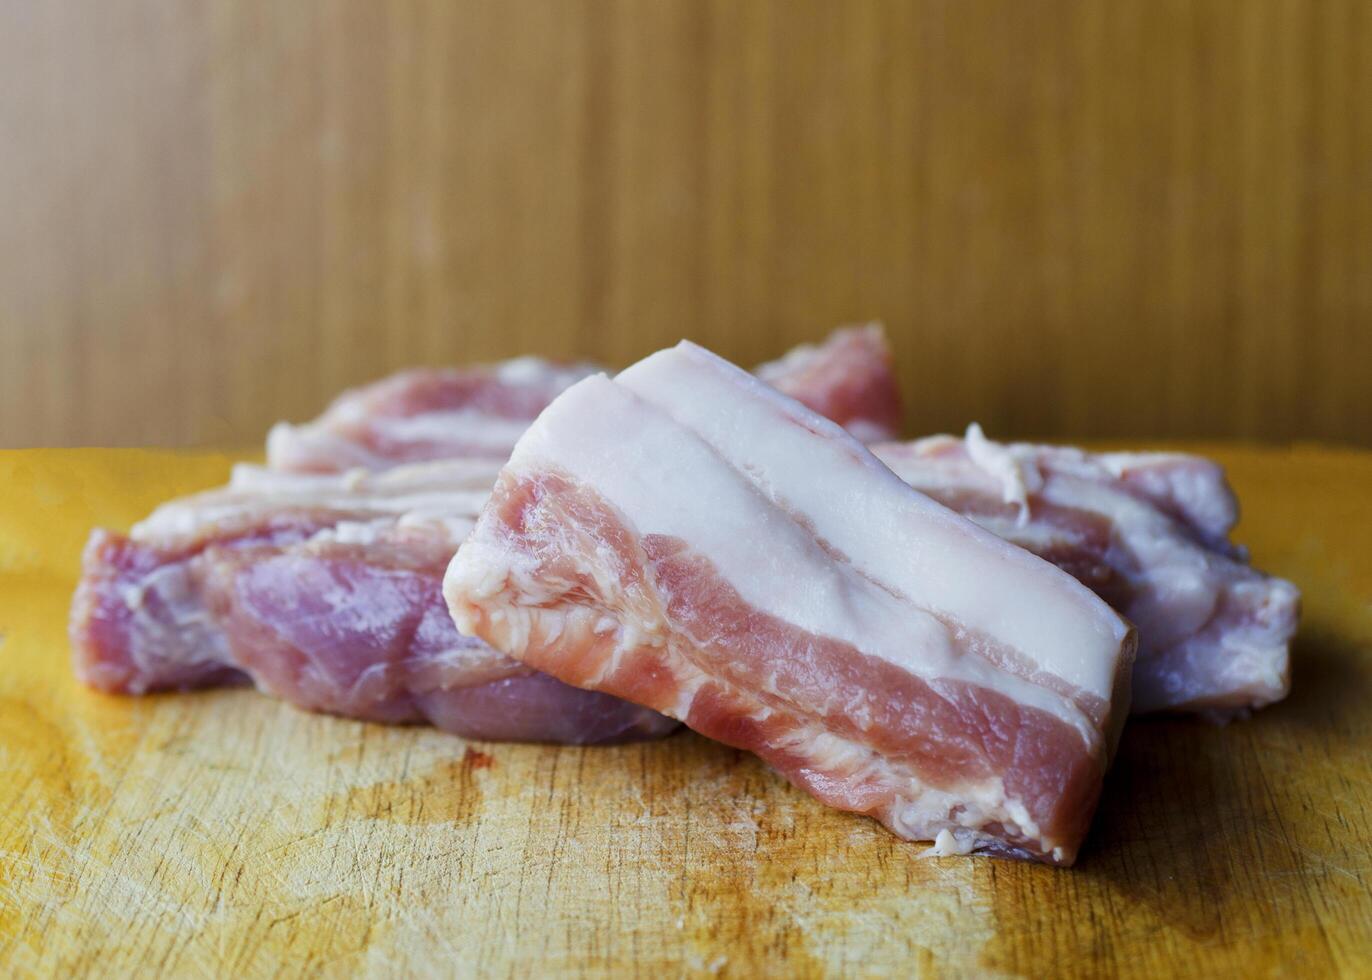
[1070,622,1367,943]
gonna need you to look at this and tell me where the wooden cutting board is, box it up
[2,446,1369,978]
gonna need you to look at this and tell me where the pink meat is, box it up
[873,429,1300,718]
[446,343,1134,864]
[269,328,903,474]
[69,463,676,745]
[754,324,903,442]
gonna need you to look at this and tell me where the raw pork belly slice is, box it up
[268,358,600,473]
[70,461,676,744]
[446,343,1135,864]
[754,323,903,442]
[873,428,1300,718]
[270,327,902,474]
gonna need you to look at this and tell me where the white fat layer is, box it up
[134,461,498,544]
[266,422,380,470]
[963,422,1042,523]
[135,491,489,542]
[311,519,389,546]
[872,446,1004,498]
[508,375,1097,741]
[230,459,503,494]
[372,410,537,449]
[615,343,1128,703]
[965,513,1074,550]
[311,518,477,547]
[872,450,1077,551]
[395,512,478,541]
[924,829,978,858]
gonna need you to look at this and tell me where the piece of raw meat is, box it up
[754,323,903,442]
[70,461,677,744]
[267,358,600,473]
[873,427,1300,718]
[270,328,902,473]
[445,343,1135,864]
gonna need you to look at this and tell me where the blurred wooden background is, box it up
[2,0,1369,449]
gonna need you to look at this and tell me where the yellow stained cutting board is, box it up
[1,446,1370,978]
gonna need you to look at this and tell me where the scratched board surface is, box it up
[1,447,1369,977]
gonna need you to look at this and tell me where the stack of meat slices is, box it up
[71,327,903,745]
[70,324,1300,864]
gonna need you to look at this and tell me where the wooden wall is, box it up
[2,0,1369,449]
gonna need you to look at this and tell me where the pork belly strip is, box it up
[446,344,1134,864]
[69,462,677,745]
[872,429,1300,717]
[269,328,902,474]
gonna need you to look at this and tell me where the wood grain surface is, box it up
[1,445,1370,977]
[2,1,1370,450]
